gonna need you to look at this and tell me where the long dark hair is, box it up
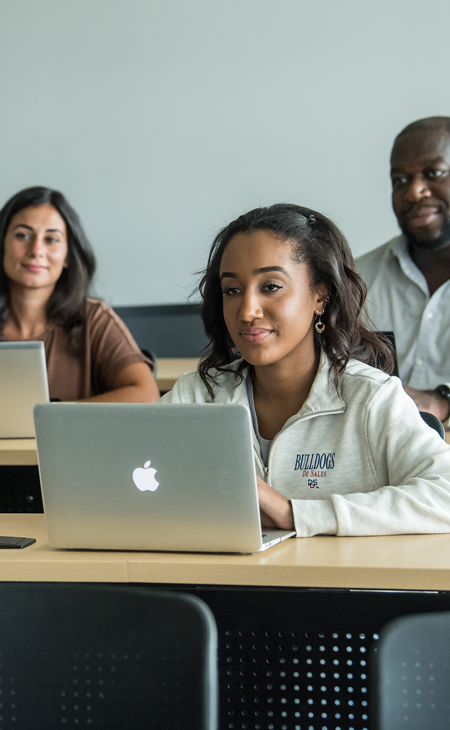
[0,187,96,337]
[198,203,394,398]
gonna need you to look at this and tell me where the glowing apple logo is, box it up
[132,460,159,492]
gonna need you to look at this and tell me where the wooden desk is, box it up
[156,357,199,392]
[2,514,450,730]
[1,513,450,591]
[0,438,37,466]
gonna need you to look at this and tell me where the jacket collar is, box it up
[295,348,346,419]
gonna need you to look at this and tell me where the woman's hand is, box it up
[257,476,295,530]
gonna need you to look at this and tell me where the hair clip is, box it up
[308,214,316,225]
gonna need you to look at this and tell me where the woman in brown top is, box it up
[0,186,160,402]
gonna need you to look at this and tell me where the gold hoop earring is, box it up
[315,312,325,334]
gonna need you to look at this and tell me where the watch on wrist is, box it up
[434,384,450,421]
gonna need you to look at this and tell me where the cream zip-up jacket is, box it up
[159,352,450,538]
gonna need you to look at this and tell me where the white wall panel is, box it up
[0,0,448,304]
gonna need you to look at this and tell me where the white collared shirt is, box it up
[356,235,450,390]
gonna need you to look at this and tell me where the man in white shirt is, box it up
[357,116,450,423]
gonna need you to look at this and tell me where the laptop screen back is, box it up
[34,402,263,553]
[0,342,49,438]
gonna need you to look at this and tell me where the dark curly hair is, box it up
[198,203,394,399]
[0,186,96,343]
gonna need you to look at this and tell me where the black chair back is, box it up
[371,611,450,729]
[420,410,446,440]
[114,304,209,357]
[0,584,218,729]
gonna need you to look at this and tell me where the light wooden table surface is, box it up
[0,439,38,465]
[156,357,198,392]
[2,513,450,591]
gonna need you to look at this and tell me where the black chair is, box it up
[114,304,209,358]
[371,611,450,729]
[419,410,446,440]
[141,347,158,377]
[0,583,218,729]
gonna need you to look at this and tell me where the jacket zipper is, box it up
[258,407,345,484]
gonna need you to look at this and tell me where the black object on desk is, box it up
[0,535,35,548]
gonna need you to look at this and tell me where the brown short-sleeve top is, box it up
[1,298,152,401]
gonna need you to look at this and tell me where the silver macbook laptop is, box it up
[34,403,295,553]
[0,341,49,438]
